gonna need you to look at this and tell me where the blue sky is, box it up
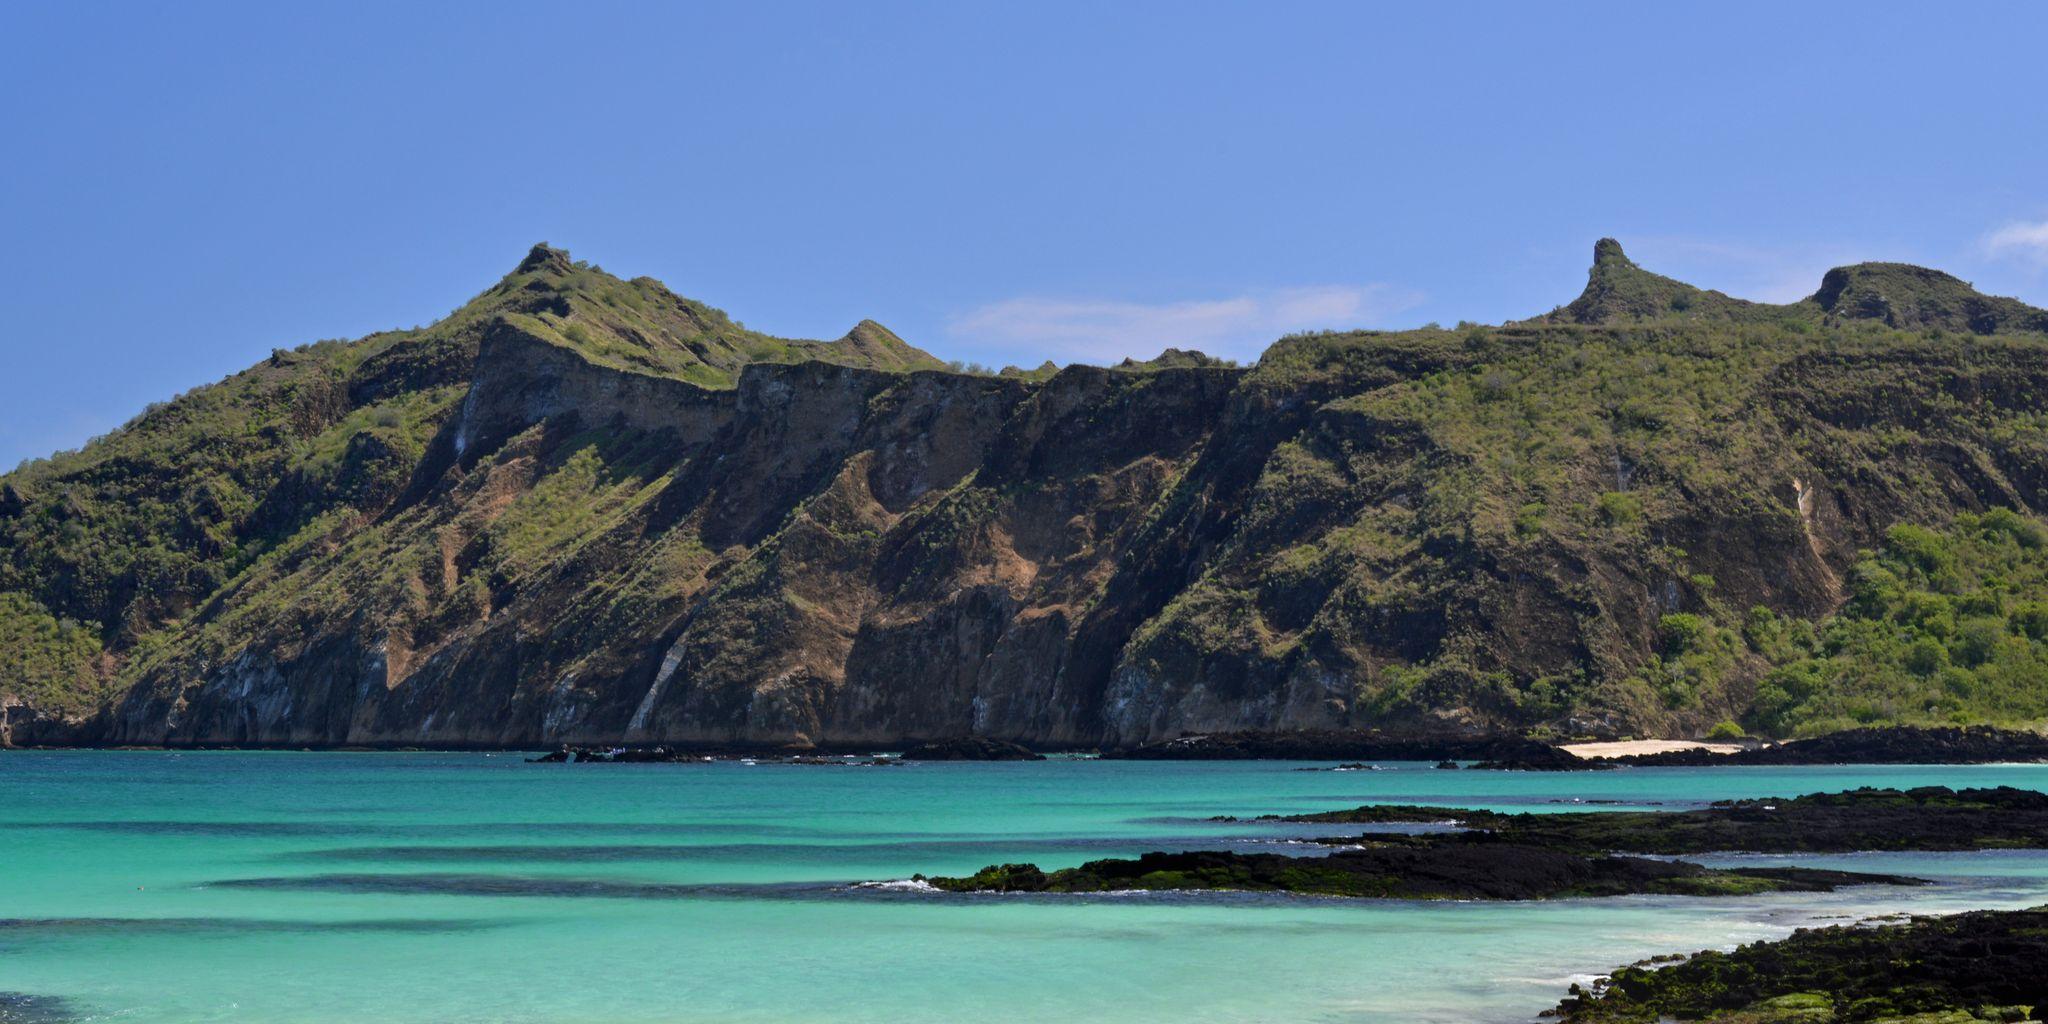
[3,1,2046,469]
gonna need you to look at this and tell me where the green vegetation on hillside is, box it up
[0,244,944,734]
[1546,510,2048,738]
[0,591,108,716]
[1114,241,2048,740]
[480,247,942,385]
[1741,510,2048,735]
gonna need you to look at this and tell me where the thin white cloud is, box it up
[945,284,1423,365]
[1984,218,2048,265]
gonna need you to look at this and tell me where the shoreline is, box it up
[1559,739,1748,759]
[6,724,2047,769]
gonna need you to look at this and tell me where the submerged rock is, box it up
[0,993,77,1024]
[899,737,1045,761]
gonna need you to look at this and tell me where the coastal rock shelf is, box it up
[1549,908,2048,1023]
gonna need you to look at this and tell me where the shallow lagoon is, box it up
[4,752,2046,1023]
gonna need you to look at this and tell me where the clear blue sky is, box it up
[4,1,2046,469]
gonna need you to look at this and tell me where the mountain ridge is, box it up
[4,241,2047,748]
[1541,238,2047,333]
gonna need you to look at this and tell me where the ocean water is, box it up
[3,753,2046,1024]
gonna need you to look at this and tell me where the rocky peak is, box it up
[1541,240,2048,336]
[514,242,574,276]
[1592,237,1635,269]
[1805,262,2048,335]
[1541,238,1751,325]
[1116,348,1228,370]
[841,319,908,353]
[834,320,947,372]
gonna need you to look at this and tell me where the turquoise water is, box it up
[4,753,2047,1024]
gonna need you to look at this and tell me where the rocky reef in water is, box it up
[898,737,1045,761]
[0,993,76,1024]
[906,785,2048,901]
[1262,786,2048,855]
[917,845,1917,900]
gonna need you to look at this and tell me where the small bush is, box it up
[1598,491,1643,527]
[1903,637,1949,676]
[1659,613,1709,657]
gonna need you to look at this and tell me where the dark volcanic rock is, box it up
[1469,744,1611,771]
[1606,725,2048,767]
[1105,730,1581,764]
[899,737,1045,761]
[1550,908,2048,1023]
[914,784,2048,903]
[1277,786,2048,855]
[526,744,898,766]
[921,843,1918,901]
[529,745,708,763]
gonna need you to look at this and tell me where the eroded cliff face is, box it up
[92,339,1246,747]
[7,241,2048,747]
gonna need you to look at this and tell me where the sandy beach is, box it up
[1560,739,1747,760]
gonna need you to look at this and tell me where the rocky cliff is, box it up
[4,241,2046,747]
